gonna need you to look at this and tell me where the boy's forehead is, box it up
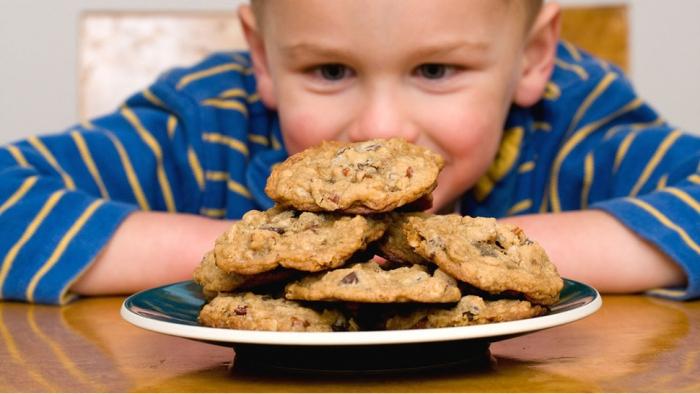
[258,0,523,38]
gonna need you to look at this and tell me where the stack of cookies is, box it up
[194,138,564,332]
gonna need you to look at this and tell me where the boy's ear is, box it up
[513,3,561,107]
[238,5,277,109]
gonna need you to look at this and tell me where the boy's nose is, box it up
[347,90,419,143]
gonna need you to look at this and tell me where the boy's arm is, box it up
[0,53,262,304]
[501,210,686,293]
[69,211,232,295]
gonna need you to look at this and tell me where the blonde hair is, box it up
[250,0,543,29]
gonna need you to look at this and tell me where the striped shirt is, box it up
[0,43,698,304]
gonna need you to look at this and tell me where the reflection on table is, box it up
[1,294,699,392]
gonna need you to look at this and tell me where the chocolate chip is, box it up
[405,166,413,178]
[462,311,476,321]
[473,242,497,257]
[340,272,360,284]
[234,305,248,316]
[260,225,286,234]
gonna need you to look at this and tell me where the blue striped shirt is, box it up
[1,43,698,304]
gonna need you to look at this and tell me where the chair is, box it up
[78,6,628,119]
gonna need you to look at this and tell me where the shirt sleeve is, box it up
[0,53,258,304]
[590,127,700,300]
[539,45,700,300]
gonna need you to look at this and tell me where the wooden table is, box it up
[1,295,699,392]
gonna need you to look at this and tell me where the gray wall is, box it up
[1,0,699,144]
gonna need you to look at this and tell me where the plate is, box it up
[121,279,600,372]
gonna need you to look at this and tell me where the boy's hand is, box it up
[500,210,686,293]
[70,211,233,296]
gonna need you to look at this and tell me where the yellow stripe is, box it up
[167,116,177,140]
[143,89,166,109]
[561,40,582,61]
[200,207,226,218]
[613,131,637,173]
[0,176,38,215]
[80,118,95,130]
[203,133,249,155]
[272,135,283,151]
[0,191,65,294]
[6,145,29,167]
[533,122,552,132]
[219,88,247,99]
[249,134,269,146]
[626,197,700,254]
[27,136,76,190]
[218,89,261,104]
[27,306,102,390]
[227,179,252,199]
[630,129,682,197]
[122,106,176,212]
[657,174,669,190]
[647,287,687,298]
[518,161,535,174]
[567,73,617,135]
[543,81,561,100]
[581,153,594,209]
[507,199,532,215]
[188,148,205,191]
[26,200,104,301]
[662,187,700,214]
[248,92,261,103]
[604,118,664,140]
[472,127,523,202]
[202,98,249,116]
[689,174,700,185]
[539,191,549,213]
[105,132,150,210]
[555,58,588,80]
[176,63,249,90]
[70,132,110,199]
[548,98,644,212]
[206,172,251,198]
[0,305,54,391]
[205,171,229,181]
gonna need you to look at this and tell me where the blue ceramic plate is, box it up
[121,279,601,347]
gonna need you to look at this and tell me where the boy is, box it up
[0,0,697,304]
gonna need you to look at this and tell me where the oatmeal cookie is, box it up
[194,250,296,294]
[199,292,358,332]
[265,138,445,213]
[384,295,546,329]
[404,214,563,305]
[285,260,462,303]
[376,212,431,265]
[214,206,387,275]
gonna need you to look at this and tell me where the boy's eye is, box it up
[315,64,351,81]
[415,64,453,80]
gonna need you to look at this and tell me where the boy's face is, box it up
[244,0,550,210]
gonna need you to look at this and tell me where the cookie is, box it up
[376,212,431,265]
[284,260,462,303]
[199,292,358,332]
[384,295,546,329]
[214,206,387,275]
[265,138,445,213]
[404,214,563,305]
[193,250,296,294]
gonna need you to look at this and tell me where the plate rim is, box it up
[120,279,602,346]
